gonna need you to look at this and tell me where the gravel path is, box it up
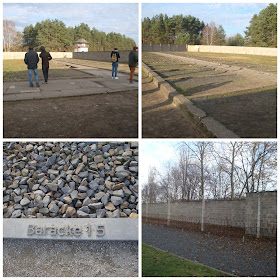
[142,224,276,276]
[4,239,138,277]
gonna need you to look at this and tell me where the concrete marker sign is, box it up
[4,218,138,241]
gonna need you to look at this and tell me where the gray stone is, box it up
[77,210,90,218]
[46,155,56,167]
[112,189,124,197]
[96,209,106,218]
[46,183,58,192]
[112,209,120,218]
[88,203,104,210]
[101,193,110,205]
[78,185,89,192]
[79,206,90,214]
[20,198,30,206]
[49,203,59,214]
[43,196,51,207]
[95,191,105,201]
[11,210,22,218]
[111,196,123,206]
[94,155,104,163]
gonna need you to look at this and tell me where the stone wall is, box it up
[188,45,277,56]
[245,191,277,238]
[3,52,73,60]
[142,43,277,56]
[143,191,277,238]
[142,43,187,52]
[73,51,132,63]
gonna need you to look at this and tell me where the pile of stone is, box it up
[3,142,138,219]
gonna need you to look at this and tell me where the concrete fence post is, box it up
[167,199,171,226]
[201,198,205,232]
[257,192,261,238]
[145,202,149,222]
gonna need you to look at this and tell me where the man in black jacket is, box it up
[111,47,120,79]
[39,46,52,84]
[129,46,138,84]
[24,46,40,87]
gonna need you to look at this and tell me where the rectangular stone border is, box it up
[4,218,138,241]
[142,62,239,138]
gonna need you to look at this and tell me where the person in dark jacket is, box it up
[128,46,138,84]
[24,46,39,87]
[39,46,52,84]
[111,47,120,79]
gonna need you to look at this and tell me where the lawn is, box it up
[181,52,277,67]
[142,243,231,277]
[3,59,92,82]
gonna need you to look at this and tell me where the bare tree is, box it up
[3,20,17,52]
[182,142,213,231]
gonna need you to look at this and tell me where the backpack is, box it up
[112,52,117,62]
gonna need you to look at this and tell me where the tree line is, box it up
[142,4,277,47]
[142,142,277,203]
[3,19,136,52]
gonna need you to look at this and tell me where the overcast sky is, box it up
[3,3,139,45]
[142,3,271,37]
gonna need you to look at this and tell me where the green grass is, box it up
[185,52,277,67]
[3,59,27,73]
[142,243,231,277]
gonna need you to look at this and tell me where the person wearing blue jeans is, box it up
[24,46,40,87]
[28,68,39,87]
[111,48,120,79]
[112,62,118,79]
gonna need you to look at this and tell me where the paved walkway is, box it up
[4,66,138,102]
[143,224,276,277]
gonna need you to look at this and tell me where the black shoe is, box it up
[29,84,33,87]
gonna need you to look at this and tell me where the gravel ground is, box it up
[142,224,276,277]
[4,239,138,277]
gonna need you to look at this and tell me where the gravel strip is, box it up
[142,224,276,276]
[4,239,138,277]
[3,142,138,219]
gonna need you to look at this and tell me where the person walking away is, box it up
[24,46,40,87]
[129,46,138,84]
[39,46,52,84]
[111,47,120,79]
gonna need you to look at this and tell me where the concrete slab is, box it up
[4,75,138,101]
[4,218,138,241]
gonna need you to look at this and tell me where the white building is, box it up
[73,39,89,52]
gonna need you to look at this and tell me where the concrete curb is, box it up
[4,218,138,241]
[144,243,235,277]
[142,62,240,138]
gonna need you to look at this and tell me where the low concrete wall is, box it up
[73,51,132,63]
[143,191,277,238]
[188,45,277,56]
[143,43,187,52]
[3,52,73,60]
[143,43,277,56]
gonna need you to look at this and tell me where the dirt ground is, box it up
[4,90,138,138]
[142,74,211,138]
[142,52,277,138]
[192,88,277,138]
